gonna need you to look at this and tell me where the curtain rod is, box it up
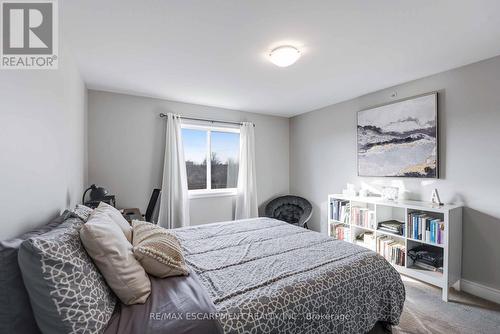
[159,113,255,127]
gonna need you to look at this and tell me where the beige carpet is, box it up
[394,276,500,334]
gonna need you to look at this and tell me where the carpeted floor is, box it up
[395,276,500,334]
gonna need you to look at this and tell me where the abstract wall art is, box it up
[357,93,438,178]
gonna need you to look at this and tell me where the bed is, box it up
[105,218,405,334]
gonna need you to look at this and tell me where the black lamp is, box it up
[82,184,109,204]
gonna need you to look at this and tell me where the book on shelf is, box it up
[351,207,376,229]
[408,212,444,245]
[334,225,350,241]
[330,199,350,223]
[377,220,405,236]
[377,235,405,266]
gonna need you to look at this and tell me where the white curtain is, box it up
[235,122,258,219]
[158,113,190,228]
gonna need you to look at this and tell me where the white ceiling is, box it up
[63,1,500,117]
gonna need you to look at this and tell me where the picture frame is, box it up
[357,92,438,178]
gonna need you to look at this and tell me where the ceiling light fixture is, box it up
[268,45,301,67]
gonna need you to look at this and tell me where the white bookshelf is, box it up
[328,194,462,302]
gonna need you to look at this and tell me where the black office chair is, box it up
[145,189,161,223]
[264,195,313,229]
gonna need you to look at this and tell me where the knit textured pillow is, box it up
[132,221,189,278]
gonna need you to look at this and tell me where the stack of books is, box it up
[408,212,444,245]
[377,236,405,266]
[330,200,350,223]
[351,207,376,229]
[412,261,443,273]
[378,220,405,236]
[408,245,443,273]
[335,225,351,241]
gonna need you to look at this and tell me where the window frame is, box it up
[181,122,240,198]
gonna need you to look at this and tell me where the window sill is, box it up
[189,189,237,199]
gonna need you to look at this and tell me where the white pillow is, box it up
[80,213,151,305]
[91,201,132,242]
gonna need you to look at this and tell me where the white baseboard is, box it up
[461,279,500,305]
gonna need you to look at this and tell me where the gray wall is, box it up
[87,90,289,225]
[290,55,500,291]
[0,47,87,240]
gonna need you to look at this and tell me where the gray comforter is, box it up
[105,218,404,334]
[172,218,405,334]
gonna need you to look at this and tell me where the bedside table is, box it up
[121,208,144,223]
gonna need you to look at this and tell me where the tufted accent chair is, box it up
[264,195,313,229]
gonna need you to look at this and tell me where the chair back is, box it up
[265,195,312,228]
[145,189,161,223]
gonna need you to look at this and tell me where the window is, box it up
[182,124,239,195]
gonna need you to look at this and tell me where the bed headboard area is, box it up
[0,212,72,334]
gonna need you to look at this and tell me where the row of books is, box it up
[408,212,444,245]
[377,236,405,266]
[330,200,350,223]
[334,225,351,241]
[351,207,376,229]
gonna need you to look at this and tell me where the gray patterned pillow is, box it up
[0,211,72,334]
[18,218,116,334]
[72,204,94,222]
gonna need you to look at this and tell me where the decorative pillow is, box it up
[72,204,94,222]
[0,211,72,334]
[80,213,151,305]
[132,220,189,278]
[18,218,116,334]
[90,201,132,241]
